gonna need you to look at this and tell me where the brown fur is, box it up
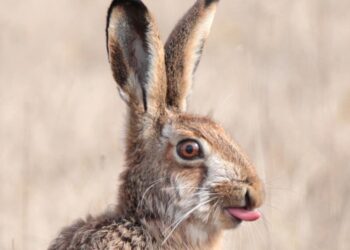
[48,0,265,249]
[165,0,219,111]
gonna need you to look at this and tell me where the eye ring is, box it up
[176,139,203,160]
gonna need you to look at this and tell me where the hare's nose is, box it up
[244,185,264,210]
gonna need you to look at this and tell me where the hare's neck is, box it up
[169,223,223,249]
[116,195,223,248]
[142,219,223,249]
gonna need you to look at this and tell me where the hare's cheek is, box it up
[205,155,241,183]
[171,167,207,198]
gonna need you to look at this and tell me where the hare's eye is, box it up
[176,140,202,160]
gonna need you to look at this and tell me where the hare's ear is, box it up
[106,0,166,116]
[165,0,219,111]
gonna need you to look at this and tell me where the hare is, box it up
[48,0,265,249]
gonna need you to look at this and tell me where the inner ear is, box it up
[106,0,167,115]
[121,6,150,87]
[123,29,150,110]
[133,38,148,77]
[113,7,150,107]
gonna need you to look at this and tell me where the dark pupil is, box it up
[185,145,194,154]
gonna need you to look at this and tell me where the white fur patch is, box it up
[161,123,173,139]
[205,155,240,185]
[186,224,209,245]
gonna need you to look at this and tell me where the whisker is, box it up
[162,198,215,245]
[206,199,220,222]
[137,178,166,211]
[163,199,213,242]
[161,187,209,191]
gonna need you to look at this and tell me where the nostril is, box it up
[244,189,251,209]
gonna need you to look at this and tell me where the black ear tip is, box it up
[111,0,141,3]
[106,0,148,54]
[108,0,146,16]
[109,0,142,8]
[204,0,220,7]
[106,0,146,32]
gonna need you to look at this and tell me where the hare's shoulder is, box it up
[48,213,148,250]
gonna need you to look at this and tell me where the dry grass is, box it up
[1,0,350,249]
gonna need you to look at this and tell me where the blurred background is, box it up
[1,0,349,249]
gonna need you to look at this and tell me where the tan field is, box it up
[1,0,350,249]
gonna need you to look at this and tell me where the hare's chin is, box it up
[210,209,243,229]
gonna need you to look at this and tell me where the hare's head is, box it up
[106,0,264,234]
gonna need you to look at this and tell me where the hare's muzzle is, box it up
[212,178,264,224]
[225,185,262,222]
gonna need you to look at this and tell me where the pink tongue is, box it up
[227,208,261,221]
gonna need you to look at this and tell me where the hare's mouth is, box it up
[224,207,261,222]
